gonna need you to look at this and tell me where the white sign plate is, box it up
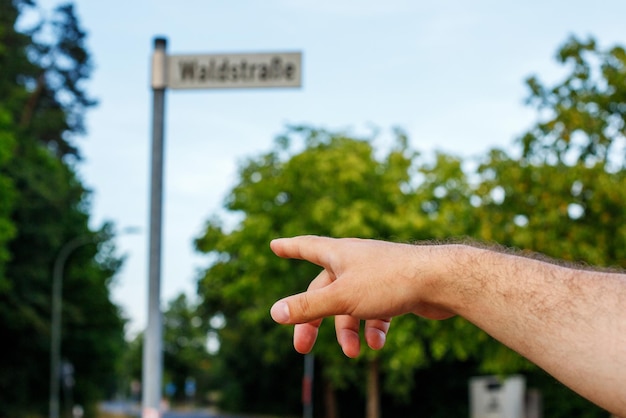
[167,52,302,90]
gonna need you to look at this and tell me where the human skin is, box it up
[269,235,626,417]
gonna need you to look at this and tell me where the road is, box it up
[99,401,257,418]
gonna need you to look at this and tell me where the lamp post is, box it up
[49,228,139,418]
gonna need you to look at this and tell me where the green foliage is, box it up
[194,126,523,413]
[195,35,624,417]
[195,126,432,412]
[121,295,217,408]
[474,150,626,267]
[0,1,126,416]
[118,330,143,403]
[0,107,16,287]
[207,313,303,414]
[522,35,626,170]
[162,294,213,404]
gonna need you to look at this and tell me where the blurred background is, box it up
[1,0,625,417]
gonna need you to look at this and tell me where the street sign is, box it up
[144,38,303,418]
[167,52,302,90]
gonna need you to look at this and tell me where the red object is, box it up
[302,376,312,404]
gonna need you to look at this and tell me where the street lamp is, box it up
[49,227,140,418]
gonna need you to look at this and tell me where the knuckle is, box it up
[296,293,313,321]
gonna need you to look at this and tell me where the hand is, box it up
[269,236,455,357]
[270,236,626,416]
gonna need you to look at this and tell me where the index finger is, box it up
[270,235,335,267]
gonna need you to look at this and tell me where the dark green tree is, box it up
[122,294,217,409]
[0,107,16,287]
[162,293,213,406]
[0,0,28,287]
[0,1,126,416]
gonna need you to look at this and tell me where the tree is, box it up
[162,293,213,406]
[195,126,431,417]
[121,294,216,408]
[0,0,29,289]
[0,107,16,288]
[195,127,506,417]
[194,35,625,418]
[194,126,622,417]
[468,37,626,416]
[521,35,626,171]
[0,1,126,416]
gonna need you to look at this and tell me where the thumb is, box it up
[270,287,340,324]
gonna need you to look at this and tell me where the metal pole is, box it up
[142,36,167,418]
[303,354,314,418]
[49,235,97,418]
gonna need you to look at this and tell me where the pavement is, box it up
[99,401,271,418]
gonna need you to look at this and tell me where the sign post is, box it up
[143,36,301,418]
[143,36,167,418]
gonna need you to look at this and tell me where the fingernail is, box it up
[373,329,386,349]
[271,301,290,323]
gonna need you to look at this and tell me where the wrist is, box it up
[418,244,487,317]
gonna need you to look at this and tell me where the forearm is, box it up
[439,245,626,416]
[269,236,626,415]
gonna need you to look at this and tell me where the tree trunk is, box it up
[20,72,46,129]
[366,357,380,418]
[324,377,339,418]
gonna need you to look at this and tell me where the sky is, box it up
[24,0,626,337]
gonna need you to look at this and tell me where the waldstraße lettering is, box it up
[167,52,301,89]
